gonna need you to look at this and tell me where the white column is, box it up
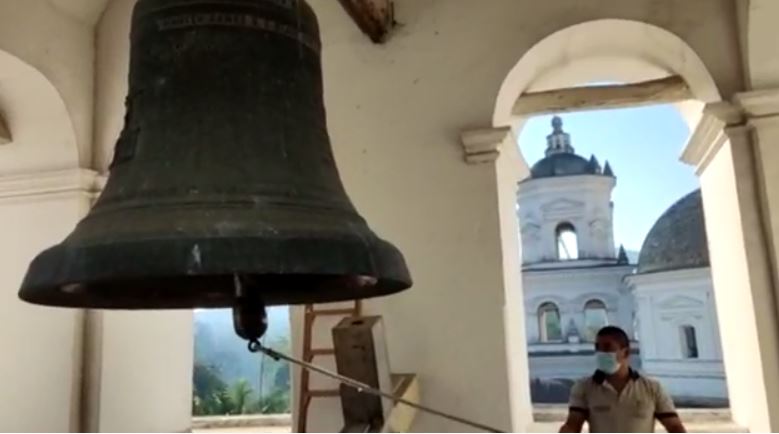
[682,99,779,432]
[0,169,95,432]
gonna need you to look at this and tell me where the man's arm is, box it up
[654,381,686,433]
[657,414,686,433]
[559,410,587,433]
[559,381,588,433]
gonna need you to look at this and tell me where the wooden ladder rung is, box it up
[298,300,363,432]
[308,308,359,317]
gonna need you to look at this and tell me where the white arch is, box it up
[493,19,722,128]
[0,49,79,174]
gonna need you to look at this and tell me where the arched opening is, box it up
[555,223,578,260]
[583,300,608,341]
[492,18,754,430]
[0,49,79,173]
[679,325,700,359]
[538,302,562,342]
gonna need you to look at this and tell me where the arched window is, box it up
[679,325,699,359]
[584,299,608,341]
[538,302,562,342]
[556,223,579,260]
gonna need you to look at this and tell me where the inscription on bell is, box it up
[156,12,320,52]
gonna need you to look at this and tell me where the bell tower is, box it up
[517,117,617,266]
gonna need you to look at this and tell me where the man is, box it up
[559,326,686,433]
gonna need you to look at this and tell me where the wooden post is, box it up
[511,76,691,117]
[332,316,394,432]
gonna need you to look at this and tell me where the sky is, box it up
[516,104,700,252]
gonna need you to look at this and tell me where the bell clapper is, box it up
[232,274,269,343]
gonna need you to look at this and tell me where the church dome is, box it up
[530,153,596,178]
[527,116,614,180]
[637,190,709,274]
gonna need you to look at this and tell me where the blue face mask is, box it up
[595,351,621,374]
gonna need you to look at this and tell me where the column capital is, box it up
[682,87,779,174]
[460,126,512,165]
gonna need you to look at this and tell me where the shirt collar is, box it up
[593,368,640,384]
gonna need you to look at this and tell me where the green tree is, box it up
[247,388,291,415]
[230,379,255,415]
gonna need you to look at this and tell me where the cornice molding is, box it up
[460,126,512,164]
[0,168,106,201]
[681,88,779,174]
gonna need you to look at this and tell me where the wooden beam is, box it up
[511,75,692,117]
[382,374,420,433]
[337,0,394,44]
[0,114,10,145]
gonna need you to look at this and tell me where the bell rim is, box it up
[18,235,412,310]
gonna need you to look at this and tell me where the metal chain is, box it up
[248,340,505,433]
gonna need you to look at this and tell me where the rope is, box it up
[248,340,505,433]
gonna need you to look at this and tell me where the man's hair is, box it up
[596,326,630,349]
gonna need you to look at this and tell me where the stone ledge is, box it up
[192,414,292,430]
[460,126,512,164]
[0,167,106,201]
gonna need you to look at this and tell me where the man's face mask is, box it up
[595,351,621,374]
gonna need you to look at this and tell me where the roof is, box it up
[637,190,710,274]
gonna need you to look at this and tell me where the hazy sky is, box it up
[517,104,699,252]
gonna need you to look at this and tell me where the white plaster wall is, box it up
[93,0,136,172]
[95,311,194,433]
[0,193,89,432]
[519,176,616,263]
[0,0,94,167]
[699,139,779,430]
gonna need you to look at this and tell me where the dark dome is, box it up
[530,153,597,178]
[637,190,709,274]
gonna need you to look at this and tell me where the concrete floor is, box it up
[192,407,746,433]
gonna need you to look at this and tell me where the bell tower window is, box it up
[556,222,579,260]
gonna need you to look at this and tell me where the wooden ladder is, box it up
[297,301,363,433]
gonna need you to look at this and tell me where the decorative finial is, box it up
[551,116,563,132]
[604,161,614,177]
[588,155,602,174]
[545,115,574,156]
[617,245,629,264]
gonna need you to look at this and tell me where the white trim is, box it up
[679,101,745,175]
[0,168,106,201]
[733,88,779,118]
[460,126,512,164]
[680,112,728,175]
[627,267,712,288]
[683,88,779,174]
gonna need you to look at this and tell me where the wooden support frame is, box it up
[332,316,419,433]
[0,114,11,145]
[337,0,395,44]
[511,75,692,117]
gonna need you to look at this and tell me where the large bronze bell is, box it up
[18,0,411,337]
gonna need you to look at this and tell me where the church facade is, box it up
[519,117,727,406]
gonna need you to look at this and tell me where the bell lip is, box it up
[18,235,411,310]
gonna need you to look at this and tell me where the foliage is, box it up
[192,308,292,416]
